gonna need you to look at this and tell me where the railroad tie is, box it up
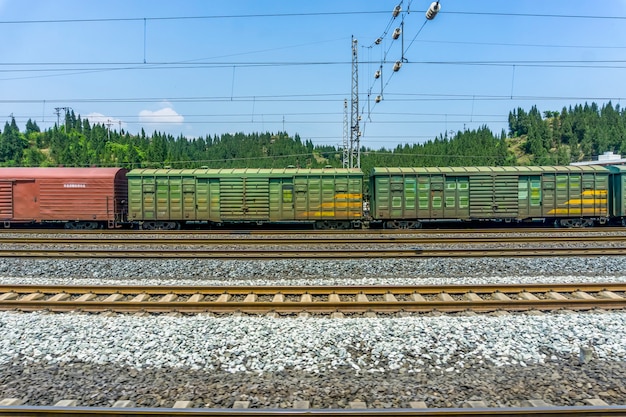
[328,293,341,303]
[384,293,397,302]
[272,293,285,302]
[520,399,553,407]
[216,293,231,302]
[0,292,17,301]
[572,291,595,300]
[356,293,369,302]
[188,294,204,302]
[492,292,512,301]
[21,292,44,301]
[462,400,488,408]
[293,401,310,409]
[437,292,454,302]
[103,293,124,302]
[598,291,623,300]
[54,400,78,407]
[75,293,97,302]
[349,400,367,409]
[159,294,178,302]
[464,292,482,302]
[186,293,203,302]
[233,401,250,408]
[243,293,257,303]
[0,398,23,406]
[411,293,426,302]
[130,293,150,302]
[518,292,538,300]
[584,399,609,406]
[409,401,428,408]
[172,400,193,408]
[546,291,567,300]
[48,293,70,302]
[112,400,135,408]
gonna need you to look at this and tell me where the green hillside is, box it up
[1,102,625,169]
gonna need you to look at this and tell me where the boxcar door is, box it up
[141,180,157,220]
[389,175,405,219]
[429,177,445,219]
[541,174,556,217]
[492,175,519,218]
[281,183,295,220]
[182,177,196,221]
[0,181,13,221]
[518,176,542,219]
[244,177,270,221]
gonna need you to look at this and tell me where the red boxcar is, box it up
[0,167,128,229]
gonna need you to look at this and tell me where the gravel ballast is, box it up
[1,256,626,286]
[0,311,626,408]
[1,254,626,408]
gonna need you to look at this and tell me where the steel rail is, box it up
[3,235,626,245]
[2,283,626,294]
[0,247,625,258]
[1,283,625,314]
[1,404,626,416]
[1,226,626,235]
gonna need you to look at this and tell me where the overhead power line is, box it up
[0,11,389,25]
[0,10,625,25]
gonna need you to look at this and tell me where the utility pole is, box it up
[105,119,112,141]
[342,99,349,168]
[54,107,70,128]
[350,36,361,169]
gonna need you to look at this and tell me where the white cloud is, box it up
[84,112,125,129]
[138,107,184,124]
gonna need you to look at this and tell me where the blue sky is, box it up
[1,0,626,150]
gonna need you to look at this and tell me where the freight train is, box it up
[0,165,625,229]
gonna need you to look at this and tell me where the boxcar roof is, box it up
[606,165,626,173]
[370,166,611,175]
[0,167,126,179]
[127,168,364,177]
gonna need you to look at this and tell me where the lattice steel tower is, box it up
[349,36,361,169]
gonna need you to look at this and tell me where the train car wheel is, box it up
[65,221,99,230]
[558,218,594,228]
[385,220,400,229]
[330,221,349,229]
[141,222,157,230]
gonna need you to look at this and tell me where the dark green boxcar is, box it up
[127,168,363,229]
[607,165,626,226]
[370,166,610,228]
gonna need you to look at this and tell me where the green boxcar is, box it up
[127,168,363,229]
[607,165,626,226]
[370,166,610,228]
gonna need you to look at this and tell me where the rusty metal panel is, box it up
[0,181,13,219]
[0,168,127,224]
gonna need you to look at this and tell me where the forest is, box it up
[1,101,625,172]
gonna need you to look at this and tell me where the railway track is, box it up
[3,234,626,245]
[0,246,624,258]
[1,403,626,416]
[1,283,625,314]
[2,226,626,235]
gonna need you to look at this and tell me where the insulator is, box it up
[393,61,402,72]
[375,95,382,103]
[374,70,381,79]
[425,1,441,20]
[392,27,401,40]
[392,5,402,18]
[375,37,382,45]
